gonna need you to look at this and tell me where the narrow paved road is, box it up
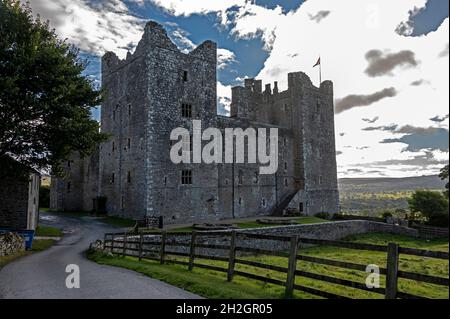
[0,212,200,299]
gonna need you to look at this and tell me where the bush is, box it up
[315,212,330,220]
[332,213,346,220]
[408,190,449,227]
[381,211,393,219]
[428,213,449,227]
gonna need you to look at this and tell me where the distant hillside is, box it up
[338,175,447,216]
[339,175,446,193]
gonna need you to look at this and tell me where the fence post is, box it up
[103,233,107,250]
[285,235,299,298]
[138,232,144,261]
[385,243,399,299]
[188,231,197,271]
[122,232,128,258]
[160,231,167,265]
[227,231,237,282]
[111,234,115,255]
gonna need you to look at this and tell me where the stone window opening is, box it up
[113,110,116,121]
[128,104,132,116]
[164,176,168,186]
[127,171,132,183]
[299,202,304,213]
[182,70,188,82]
[67,160,71,168]
[181,170,192,185]
[284,178,288,187]
[284,162,288,172]
[262,198,266,207]
[67,182,71,193]
[127,138,131,150]
[254,171,259,184]
[111,173,115,184]
[319,175,323,185]
[121,196,125,210]
[238,197,243,206]
[112,141,115,153]
[181,103,193,118]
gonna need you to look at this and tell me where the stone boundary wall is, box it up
[238,220,419,239]
[0,232,25,257]
[110,220,419,258]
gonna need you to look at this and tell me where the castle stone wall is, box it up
[50,21,340,223]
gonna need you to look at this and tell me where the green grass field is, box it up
[87,233,449,299]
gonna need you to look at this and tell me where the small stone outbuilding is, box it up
[0,156,40,231]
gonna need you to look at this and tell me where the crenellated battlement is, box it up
[230,71,334,127]
[102,21,217,77]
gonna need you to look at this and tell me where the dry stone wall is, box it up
[0,232,25,257]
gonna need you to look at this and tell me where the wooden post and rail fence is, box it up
[103,231,449,299]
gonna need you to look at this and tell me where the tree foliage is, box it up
[439,164,449,198]
[0,0,107,176]
[408,190,449,227]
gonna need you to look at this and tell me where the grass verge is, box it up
[87,233,448,299]
[236,217,327,229]
[36,225,63,237]
[0,239,56,270]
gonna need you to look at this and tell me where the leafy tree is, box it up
[0,0,107,177]
[439,164,449,198]
[408,190,449,227]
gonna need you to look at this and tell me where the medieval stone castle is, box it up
[50,21,339,224]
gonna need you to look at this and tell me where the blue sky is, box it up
[28,0,449,177]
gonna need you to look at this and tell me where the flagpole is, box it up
[313,56,321,87]
[319,61,322,85]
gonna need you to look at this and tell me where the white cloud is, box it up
[168,27,196,53]
[27,0,145,58]
[147,0,291,49]
[227,4,287,50]
[217,48,237,70]
[217,81,233,116]
[148,0,246,16]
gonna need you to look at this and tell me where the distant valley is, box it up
[338,175,447,216]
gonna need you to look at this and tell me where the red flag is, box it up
[313,57,321,68]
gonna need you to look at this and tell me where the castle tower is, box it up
[99,21,219,221]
